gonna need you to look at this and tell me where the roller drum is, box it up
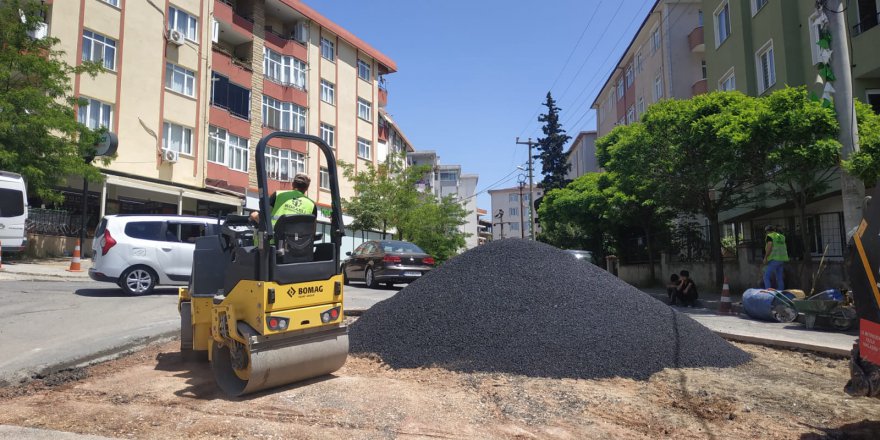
[212,325,349,397]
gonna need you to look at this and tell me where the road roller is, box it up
[845,184,880,399]
[179,132,348,396]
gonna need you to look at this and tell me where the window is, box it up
[168,6,198,42]
[751,0,768,16]
[756,41,776,93]
[357,98,372,121]
[125,222,164,241]
[208,126,249,171]
[715,1,731,47]
[81,30,116,70]
[625,65,634,89]
[650,27,661,54]
[207,126,227,165]
[653,73,663,101]
[165,63,195,97]
[211,72,250,119]
[510,222,520,231]
[320,37,335,61]
[698,9,703,26]
[357,137,371,160]
[320,167,330,190]
[262,95,306,133]
[162,122,193,155]
[509,207,519,216]
[77,97,112,129]
[867,90,880,114]
[0,188,24,218]
[701,60,708,79]
[357,59,371,81]
[320,123,335,147]
[626,105,636,124]
[101,0,120,7]
[635,52,644,74]
[719,68,736,91]
[166,222,208,244]
[616,79,624,99]
[637,97,645,115]
[523,193,531,202]
[508,194,519,203]
[439,172,457,182]
[266,148,306,181]
[263,47,306,89]
[320,79,335,104]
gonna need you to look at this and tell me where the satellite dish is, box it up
[94,132,119,157]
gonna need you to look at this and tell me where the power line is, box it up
[457,162,527,203]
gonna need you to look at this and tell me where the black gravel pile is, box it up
[349,239,751,380]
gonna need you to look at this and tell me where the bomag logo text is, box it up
[297,285,324,295]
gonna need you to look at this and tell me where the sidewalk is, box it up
[0,258,93,281]
[642,287,858,356]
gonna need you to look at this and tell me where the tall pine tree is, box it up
[535,92,571,192]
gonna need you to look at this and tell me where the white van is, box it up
[0,171,28,253]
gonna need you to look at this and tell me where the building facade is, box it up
[592,0,705,138]
[41,0,396,227]
[565,131,600,180]
[488,186,543,240]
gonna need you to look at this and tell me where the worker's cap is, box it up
[293,173,311,187]
[764,225,775,232]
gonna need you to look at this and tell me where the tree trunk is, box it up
[796,195,814,292]
[643,224,657,284]
[709,211,724,290]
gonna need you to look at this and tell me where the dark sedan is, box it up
[342,240,435,288]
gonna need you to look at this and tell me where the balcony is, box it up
[214,0,254,34]
[688,26,704,52]
[853,11,879,36]
[691,78,708,96]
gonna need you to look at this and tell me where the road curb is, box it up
[714,331,851,357]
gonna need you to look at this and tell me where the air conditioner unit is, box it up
[167,27,185,46]
[293,21,308,43]
[162,148,179,164]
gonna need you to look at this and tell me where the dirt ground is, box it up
[1,338,879,440]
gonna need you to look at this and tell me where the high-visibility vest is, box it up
[767,231,789,262]
[270,190,315,227]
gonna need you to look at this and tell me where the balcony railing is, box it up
[688,26,704,52]
[853,12,879,36]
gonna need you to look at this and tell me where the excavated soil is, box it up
[1,339,879,439]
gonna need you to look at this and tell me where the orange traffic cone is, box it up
[66,239,84,272]
[718,276,732,315]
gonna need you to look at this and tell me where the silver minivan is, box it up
[0,171,28,253]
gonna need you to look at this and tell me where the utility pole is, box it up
[515,137,538,240]
[826,0,865,234]
[518,181,525,239]
[494,209,505,239]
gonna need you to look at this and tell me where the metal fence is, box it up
[26,208,83,237]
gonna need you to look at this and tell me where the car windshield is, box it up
[380,241,425,254]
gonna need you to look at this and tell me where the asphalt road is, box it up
[0,279,399,386]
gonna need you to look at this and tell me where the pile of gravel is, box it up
[349,239,751,380]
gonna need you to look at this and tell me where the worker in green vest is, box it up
[762,225,789,290]
[249,173,317,228]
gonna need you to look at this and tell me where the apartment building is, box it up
[488,186,543,240]
[377,109,415,164]
[591,0,705,138]
[702,0,880,262]
[565,131,600,180]
[41,0,396,231]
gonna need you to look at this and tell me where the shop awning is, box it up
[103,174,242,207]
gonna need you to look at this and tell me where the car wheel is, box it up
[120,266,157,295]
[365,267,378,289]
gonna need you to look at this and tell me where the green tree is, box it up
[534,92,571,192]
[399,193,469,263]
[538,173,613,256]
[843,99,880,186]
[0,0,106,203]
[339,154,427,237]
[762,87,841,288]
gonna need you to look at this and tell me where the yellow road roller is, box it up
[179,132,347,396]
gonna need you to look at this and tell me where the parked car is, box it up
[0,171,28,253]
[342,240,435,288]
[565,249,595,264]
[89,215,220,295]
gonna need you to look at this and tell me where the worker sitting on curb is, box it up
[666,273,680,301]
[763,225,789,291]
[249,173,318,227]
[670,270,698,307]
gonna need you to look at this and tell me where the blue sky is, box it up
[305,0,655,209]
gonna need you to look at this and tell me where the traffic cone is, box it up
[718,276,732,315]
[66,239,84,272]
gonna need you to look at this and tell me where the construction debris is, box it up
[350,239,751,380]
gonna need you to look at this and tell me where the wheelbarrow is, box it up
[792,298,857,331]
